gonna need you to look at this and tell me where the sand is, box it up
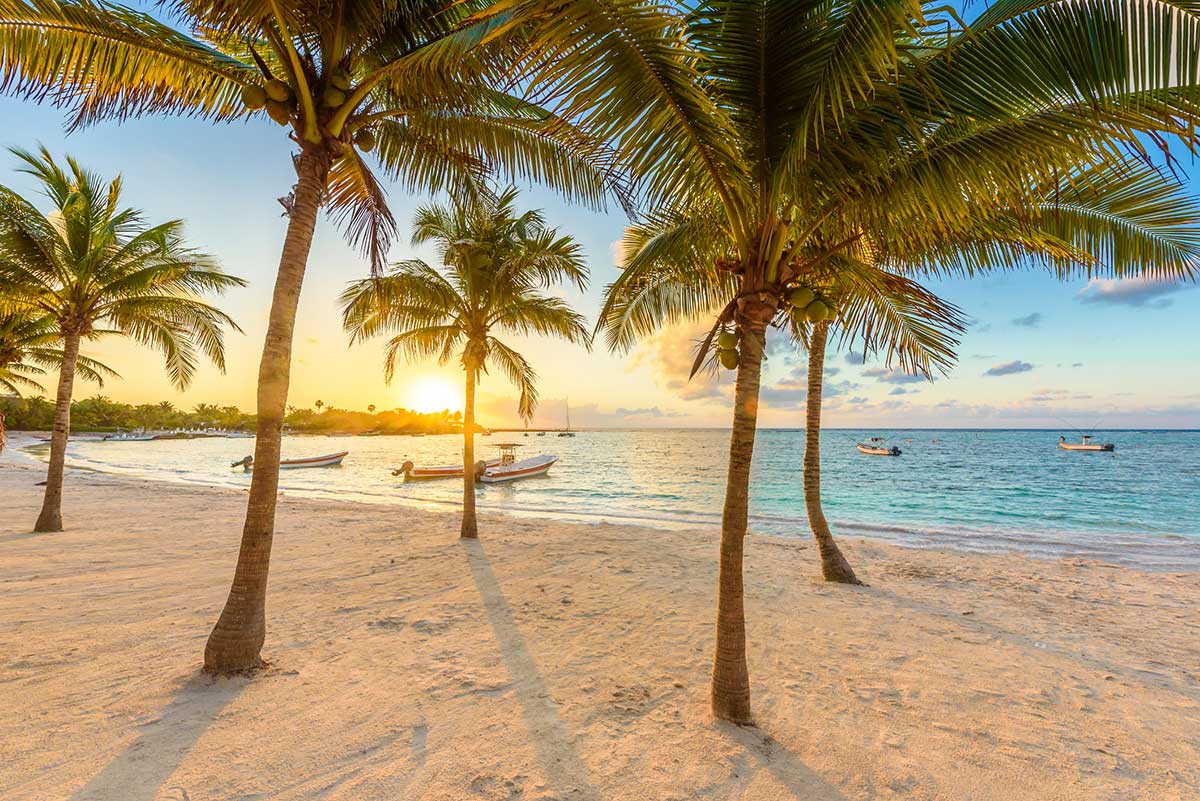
[1,439,1198,801]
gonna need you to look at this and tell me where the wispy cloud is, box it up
[864,366,926,384]
[1076,277,1192,308]
[985,360,1034,377]
[1011,312,1042,328]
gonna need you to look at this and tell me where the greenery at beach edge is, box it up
[0,394,470,436]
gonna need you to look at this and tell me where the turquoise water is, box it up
[39,428,1200,570]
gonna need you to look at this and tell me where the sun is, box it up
[406,378,460,414]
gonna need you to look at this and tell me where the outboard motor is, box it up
[391,460,414,478]
[231,455,254,471]
[473,460,489,480]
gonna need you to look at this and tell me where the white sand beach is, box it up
[1,447,1198,801]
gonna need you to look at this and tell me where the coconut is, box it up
[265,79,291,102]
[265,99,291,126]
[354,129,377,153]
[330,70,352,91]
[805,300,831,323]
[322,86,346,108]
[240,84,267,110]
[788,286,815,308]
[716,330,738,350]
[718,348,740,370]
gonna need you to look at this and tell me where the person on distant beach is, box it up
[0,410,6,456]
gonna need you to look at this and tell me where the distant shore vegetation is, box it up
[0,394,468,435]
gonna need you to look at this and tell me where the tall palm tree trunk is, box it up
[33,329,80,532]
[205,146,332,673]
[461,360,479,539]
[710,298,773,724]
[804,323,861,584]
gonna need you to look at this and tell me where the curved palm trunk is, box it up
[804,323,861,584]
[461,361,479,539]
[204,146,332,673]
[33,330,80,532]
[710,299,773,724]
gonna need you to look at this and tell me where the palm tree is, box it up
[0,147,243,532]
[792,163,1200,585]
[0,0,625,673]
[0,313,117,396]
[367,403,375,415]
[341,187,590,538]
[543,2,1200,721]
[314,399,323,413]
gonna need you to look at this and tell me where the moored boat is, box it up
[857,437,901,456]
[103,430,155,442]
[393,458,501,480]
[1058,434,1114,452]
[232,451,349,471]
[478,443,557,483]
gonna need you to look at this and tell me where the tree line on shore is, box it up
[3,0,1200,726]
[0,394,465,435]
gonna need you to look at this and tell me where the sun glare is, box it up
[407,378,459,415]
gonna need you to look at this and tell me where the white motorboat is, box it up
[1058,434,1114,452]
[232,451,348,470]
[857,437,901,456]
[478,443,557,483]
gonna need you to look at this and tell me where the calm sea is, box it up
[28,428,1200,570]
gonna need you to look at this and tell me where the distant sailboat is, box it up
[558,398,576,437]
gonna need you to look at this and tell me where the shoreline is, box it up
[7,430,1199,572]
[1,456,1198,799]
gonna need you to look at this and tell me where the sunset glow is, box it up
[406,378,459,415]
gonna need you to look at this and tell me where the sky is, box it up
[2,15,1198,430]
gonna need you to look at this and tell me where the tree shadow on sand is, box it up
[68,671,246,801]
[718,722,850,800]
[462,539,603,801]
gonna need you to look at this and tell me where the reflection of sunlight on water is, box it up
[26,429,1200,569]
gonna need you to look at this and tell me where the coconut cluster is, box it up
[786,285,835,323]
[238,67,376,153]
[716,329,740,370]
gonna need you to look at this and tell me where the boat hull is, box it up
[1058,443,1114,452]
[857,444,900,456]
[480,455,557,483]
[271,452,349,469]
[398,458,501,480]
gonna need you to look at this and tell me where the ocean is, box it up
[27,428,1200,570]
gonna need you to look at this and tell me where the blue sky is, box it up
[1,6,1198,429]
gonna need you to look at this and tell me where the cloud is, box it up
[863,366,926,385]
[844,351,866,365]
[1076,277,1192,308]
[1011,312,1042,328]
[629,321,730,403]
[985,360,1034,377]
[609,239,625,269]
[613,406,683,418]
[889,387,910,395]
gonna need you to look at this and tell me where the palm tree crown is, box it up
[341,186,591,420]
